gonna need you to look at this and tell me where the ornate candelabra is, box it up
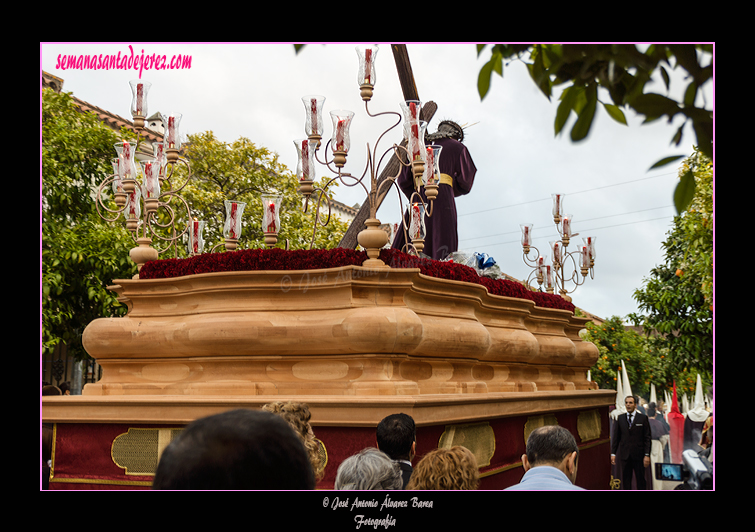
[95,80,196,278]
[96,46,441,275]
[293,44,439,267]
[520,193,597,300]
[95,80,285,276]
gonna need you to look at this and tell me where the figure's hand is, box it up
[643,456,650,468]
[611,455,616,466]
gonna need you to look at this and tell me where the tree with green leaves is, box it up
[42,88,136,359]
[585,315,710,400]
[172,131,348,253]
[585,316,668,399]
[630,148,713,384]
[476,43,713,213]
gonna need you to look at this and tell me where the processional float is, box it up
[43,45,613,490]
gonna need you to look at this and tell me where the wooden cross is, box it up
[338,44,437,249]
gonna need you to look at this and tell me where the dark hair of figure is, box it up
[376,413,416,460]
[152,409,315,490]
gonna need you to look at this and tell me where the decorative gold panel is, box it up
[315,438,328,475]
[438,422,495,467]
[523,414,560,446]
[577,409,602,442]
[111,428,183,476]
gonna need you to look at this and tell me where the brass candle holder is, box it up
[520,194,597,300]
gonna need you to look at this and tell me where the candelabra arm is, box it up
[522,245,543,268]
[307,186,333,250]
[524,268,544,292]
[374,160,402,204]
[424,192,435,218]
[163,157,195,196]
[364,103,402,171]
[95,174,131,222]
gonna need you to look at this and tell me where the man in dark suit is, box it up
[611,395,652,489]
[376,413,416,489]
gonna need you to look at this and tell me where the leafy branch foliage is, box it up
[585,316,668,398]
[585,315,708,399]
[630,148,713,385]
[42,88,136,359]
[476,44,713,213]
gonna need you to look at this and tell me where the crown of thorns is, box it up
[427,120,465,142]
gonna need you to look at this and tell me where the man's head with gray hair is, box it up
[334,447,404,490]
[523,425,580,484]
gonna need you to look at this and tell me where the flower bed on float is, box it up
[139,247,576,312]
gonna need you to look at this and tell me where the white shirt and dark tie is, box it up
[611,411,649,460]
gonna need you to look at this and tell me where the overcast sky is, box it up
[40,43,714,321]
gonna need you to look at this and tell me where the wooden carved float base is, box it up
[81,355,596,397]
[45,265,615,490]
[81,266,601,397]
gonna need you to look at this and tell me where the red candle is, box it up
[267,202,277,233]
[229,202,239,239]
[192,220,200,253]
[310,98,318,135]
[144,162,153,196]
[584,236,596,260]
[128,190,139,218]
[521,225,531,247]
[335,119,346,151]
[122,142,133,179]
[410,102,421,160]
[552,193,563,218]
[166,116,177,148]
[364,48,373,84]
[411,203,422,239]
[409,101,419,119]
[301,139,311,181]
[136,83,144,115]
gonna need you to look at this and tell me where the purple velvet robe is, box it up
[391,137,477,260]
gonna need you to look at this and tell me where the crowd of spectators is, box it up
[43,390,713,491]
[150,405,586,491]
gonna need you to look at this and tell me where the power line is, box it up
[460,205,675,243]
[458,171,677,218]
[460,215,674,250]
